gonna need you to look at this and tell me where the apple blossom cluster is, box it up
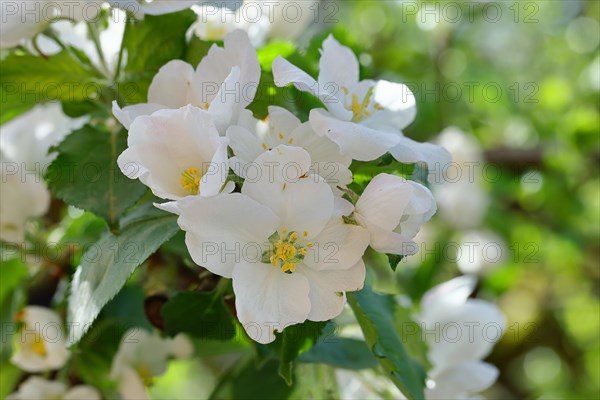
[114,29,449,344]
[7,306,192,400]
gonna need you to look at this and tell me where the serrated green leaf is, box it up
[0,50,106,122]
[46,124,147,225]
[67,204,178,345]
[347,284,427,400]
[162,291,235,341]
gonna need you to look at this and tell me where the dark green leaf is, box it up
[46,124,147,225]
[347,284,427,400]
[162,291,235,340]
[118,11,195,104]
[297,337,377,370]
[210,357,295,400]
[67,203,178,345]
[268,320,327,385]
[387,254,405,272]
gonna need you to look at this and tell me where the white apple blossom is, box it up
[418,275,506,399]
[190,1,270,47]
[0,0,103,48]
[7,376,100,400]
[110,329,193,400]
[190,0,320,46]
[0,159,50,243]
[109,0,199,18]
[457,230,507,276]
[352,173,436,255]
[227,106,352,190]
[272,35,451,171]
[433,127,490,229]
[10,306,71,372]
[117,105,232,201]
[175,145,370,343]
[113,29,260,132]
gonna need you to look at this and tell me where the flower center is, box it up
[265,231,311,273]
[24,332,47,357]
[135,365,154,386]
[344,86,383,122]
[180,167,201,195]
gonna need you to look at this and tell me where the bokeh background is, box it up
[328,1,599,398]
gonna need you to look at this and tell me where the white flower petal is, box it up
[310,108,400,161]
[112,101,165,130]
[389,136,452,183]
[232,261,311,344]
[147,60,195,107]
[177,193,279,278]
[318,35,359,92]
[427,361,499,399]
[273,56,319,96]
[301,259,366,321]
[420,275,477,313]
[64,385,102,400]
[117,105,223,200]
[199,137,230,198]
[367,80,417,130]
[304,219,370,271]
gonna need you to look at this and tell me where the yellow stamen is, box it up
[269,231,308,273]
[278,132,284,140]
[180,167,202,195]
[30,334,47,356]
[136,365,154,386]
[349,86,375,122]
[288,138,293,144]
[303,231,308,237]
[262,143,267,150]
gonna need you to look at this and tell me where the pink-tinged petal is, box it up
[177,193,280,279]
[233,261,311,344]
[310,108,400,161]
[301,259,366,321]
[147,60,195,107]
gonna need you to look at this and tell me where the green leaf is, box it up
[347,284,427,400]
[67,203,179,345]
[0,50,106,121]
[387,254,405,272]
[257,41,296,71]
[162,291,235,341]
[268,321,327,385]
[46,124,147,225]
[289,363,339,400]
[210,357,295,400]
[297,338,377,370]
[118,11,195,104]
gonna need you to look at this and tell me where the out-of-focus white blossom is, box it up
[0,0,103,48]
[110,329,193,400]
[7,376,100,400]
[433,127,490,229]
[418,276,506,399]
[457,230,507,276]
[10,306,71,372]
